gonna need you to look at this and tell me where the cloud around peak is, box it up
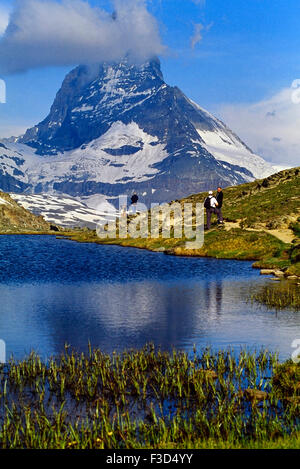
[0,0,166,75]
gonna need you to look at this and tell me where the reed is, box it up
[0,345,298,449]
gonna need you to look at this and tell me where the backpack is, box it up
[204,197,211,210]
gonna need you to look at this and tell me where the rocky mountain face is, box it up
[0,57,274,209]
[0,190,52,232]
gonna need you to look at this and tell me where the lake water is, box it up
[0,235,299,362]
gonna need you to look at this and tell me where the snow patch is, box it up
[196,129,275,179]
[72,105,94,113]
[23,122,169,188]
[10,193,116,228]
[0,197,12,206]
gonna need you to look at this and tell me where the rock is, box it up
[260,269,286,277]
[287,275,299,280]
[164,249,176,256]
[244,389,268,402]
[260,269,275,275]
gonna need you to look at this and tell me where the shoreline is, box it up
[55,228,300,279]
[0,166,298,279]
[0,228,299,281]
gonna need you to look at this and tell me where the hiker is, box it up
[131,192,139,206]
[204,191,218,230]
[130,192,139,214]
[216,186,224,225]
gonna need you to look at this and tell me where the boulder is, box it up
[274,270,285,277]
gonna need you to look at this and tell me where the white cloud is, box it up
[0,5,10,36]
[190,22,213,49]
[0,0,165,75]
[217,85,300,168]
[190,23,204,49]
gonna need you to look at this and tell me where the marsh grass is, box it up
[0,345,299,449]
[252,281,300,310]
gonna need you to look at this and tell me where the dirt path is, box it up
[223,221,295,244]
[267,229,295,244]
[223,221,240,230]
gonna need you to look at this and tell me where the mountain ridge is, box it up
[1,57,275,206]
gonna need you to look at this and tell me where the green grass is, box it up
[290,220,300,237]
[0,345,299,449]
[172,228,289,261]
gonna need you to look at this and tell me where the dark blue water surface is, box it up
[0,235,299,361]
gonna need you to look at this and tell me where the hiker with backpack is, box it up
[204,191,219,230]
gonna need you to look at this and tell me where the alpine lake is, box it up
[0,234,299,362]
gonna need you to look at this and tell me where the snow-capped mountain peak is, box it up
[1,57,275,214]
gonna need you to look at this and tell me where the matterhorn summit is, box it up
[0,57,274,212]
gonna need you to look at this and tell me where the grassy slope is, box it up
[179,166,300,275]
[0,191,56,233]
[64,167,300,276]
[182,166,300,230]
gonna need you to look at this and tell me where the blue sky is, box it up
[0,0,299,166]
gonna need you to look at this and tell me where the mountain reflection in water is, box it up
[0,236,299,361]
